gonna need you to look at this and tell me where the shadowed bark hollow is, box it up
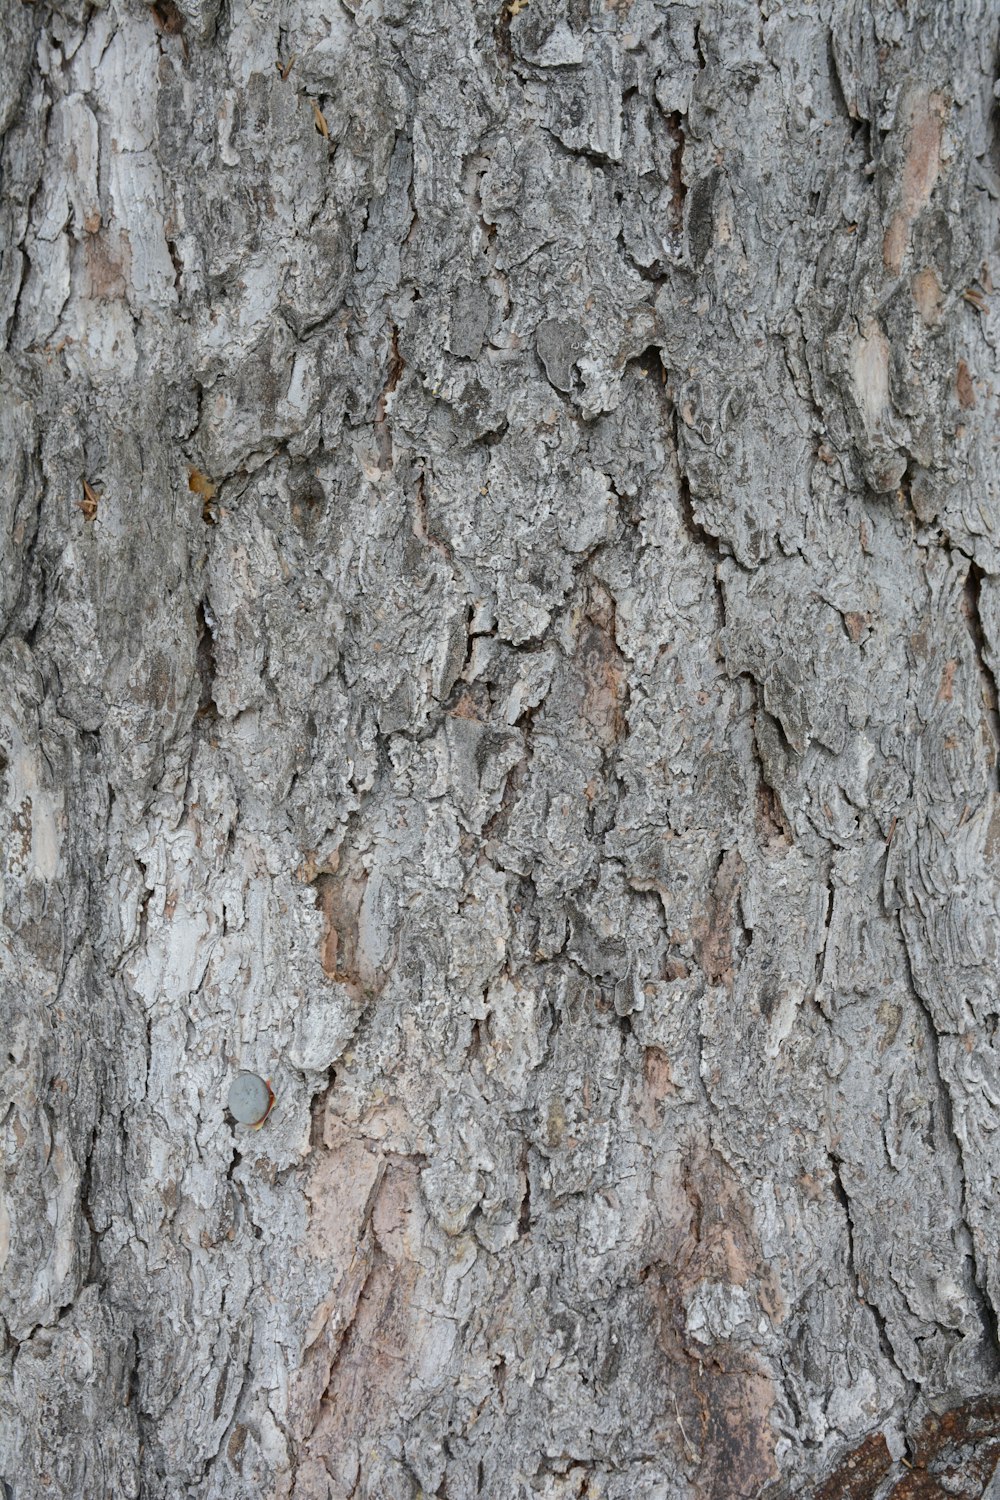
[1,0,999,1496]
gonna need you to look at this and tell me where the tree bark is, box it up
[2,0,999,1495]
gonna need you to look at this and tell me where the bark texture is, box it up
[2,0,1000,1496]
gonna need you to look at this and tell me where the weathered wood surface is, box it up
[1,0,999,1495]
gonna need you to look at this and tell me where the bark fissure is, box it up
[962,560,1000,786]
[827,1151,907,1386]
[898,930,1000,1364]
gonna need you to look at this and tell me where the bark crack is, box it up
[826,1149,905,1382]
[898,927,1000,1367]
[961,559,1000,788]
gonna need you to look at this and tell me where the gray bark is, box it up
[1,0,999,1496]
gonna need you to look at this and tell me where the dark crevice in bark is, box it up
[225,1146,243,1185]
[493,1,515,67]
[167,237,183,293]
[827,1149,903,1382]
[961,560,1000,786]
[746,685,795,846]
[309,1069,337,1151]
[670,408,730,686]
[664,110,687,232]
[616,230,671,284]
[517,1143,531,1237]
[475,417,509,448]
[79,1123,102,1281]
[813,862,835,1014]
[8,235,32,349]
[541,126,619,172]
[627,344,668,380]
[11,474,45,648]
[671,418,721,562]
[898,931,1000,1369]
[457,602,478,679]
[693,21,707,71]
[194,601,220,723]
[694,845,745,993]
[151,1,185,38]
[311,872,341,980]
[964,1254,1000,1375]
[373,318,405,469]
[125,1327,143,1416]
[826,31,850,121]
[413,466,454,563]
[466,1012,484,1064]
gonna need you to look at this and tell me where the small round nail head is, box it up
[228,1071,273,1127]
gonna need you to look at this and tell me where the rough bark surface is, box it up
[1,0,1000,1496]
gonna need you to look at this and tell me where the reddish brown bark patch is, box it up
[298,1159,425,1489]
[813,1432,893,1499]
[956,360,976,410]
[641,1259,779,1500]
[84,227,131,300]
[793,1395,1000,1499]
[895,1395,1000,1498]
[883,93,946,273]
[701,1369,780,1500]
[937,658,957,702]
[639,1138,788,1494]
[912,266,943,326]
[301,849,372,994]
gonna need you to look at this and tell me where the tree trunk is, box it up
[2,0,999,1495]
